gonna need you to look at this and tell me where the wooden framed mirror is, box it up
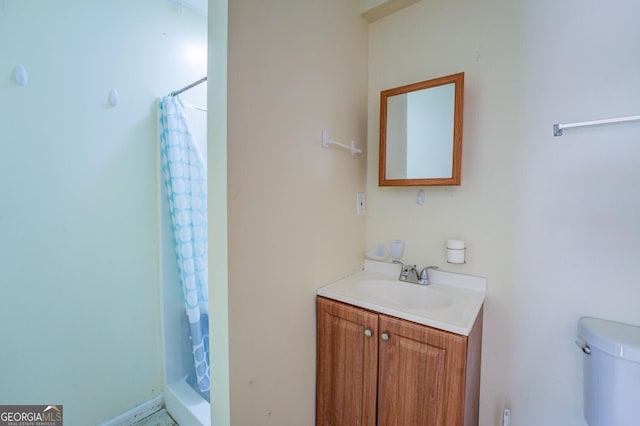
[379,72,464,186]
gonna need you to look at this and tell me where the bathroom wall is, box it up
[367,0,640,424]
[0,1,206,424]
[227,0,368,424]
[207,0,230,423]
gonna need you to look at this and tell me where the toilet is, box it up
[577,317,640,426]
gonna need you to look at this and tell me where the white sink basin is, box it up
[351,279,454,311]
[317,260,486,336]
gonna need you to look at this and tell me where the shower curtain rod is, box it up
[169,76,207,97]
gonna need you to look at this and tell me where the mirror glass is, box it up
[379,72,464,186]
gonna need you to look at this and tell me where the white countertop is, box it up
[317,260,486,336]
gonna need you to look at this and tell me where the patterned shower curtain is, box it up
[158,96,210,399]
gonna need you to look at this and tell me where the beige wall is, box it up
[226,0,640,424]
[368,0,640,425]
[227,0,368,424]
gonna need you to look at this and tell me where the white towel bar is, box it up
[553,114,640,136]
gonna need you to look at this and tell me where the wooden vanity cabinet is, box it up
[316,296,379,426]
[316,296,483,426]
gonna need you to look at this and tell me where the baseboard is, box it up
[98,395,164,426]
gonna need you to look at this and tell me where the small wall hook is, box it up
[108,89,119,107]
[14,65,28,87]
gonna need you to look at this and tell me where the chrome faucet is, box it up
[418,265,439,285]
[394,261,439,285]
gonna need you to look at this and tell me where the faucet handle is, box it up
[393,260,410,273]
[392,260,406,273]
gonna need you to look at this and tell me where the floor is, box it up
[133,409,178,426]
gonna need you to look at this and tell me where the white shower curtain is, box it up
[158,96,210,399]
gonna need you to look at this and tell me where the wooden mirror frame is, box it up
[379,72,464,186]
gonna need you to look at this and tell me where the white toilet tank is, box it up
[577,317,640,426]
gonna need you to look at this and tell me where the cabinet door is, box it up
[378,315,468,426]
[316,297,379,426]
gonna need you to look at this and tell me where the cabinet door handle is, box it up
[364,329,372,337]
[380,332,389,341]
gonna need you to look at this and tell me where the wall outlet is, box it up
[356,192,365,215]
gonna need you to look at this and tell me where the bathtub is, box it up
[164,377,210,426]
